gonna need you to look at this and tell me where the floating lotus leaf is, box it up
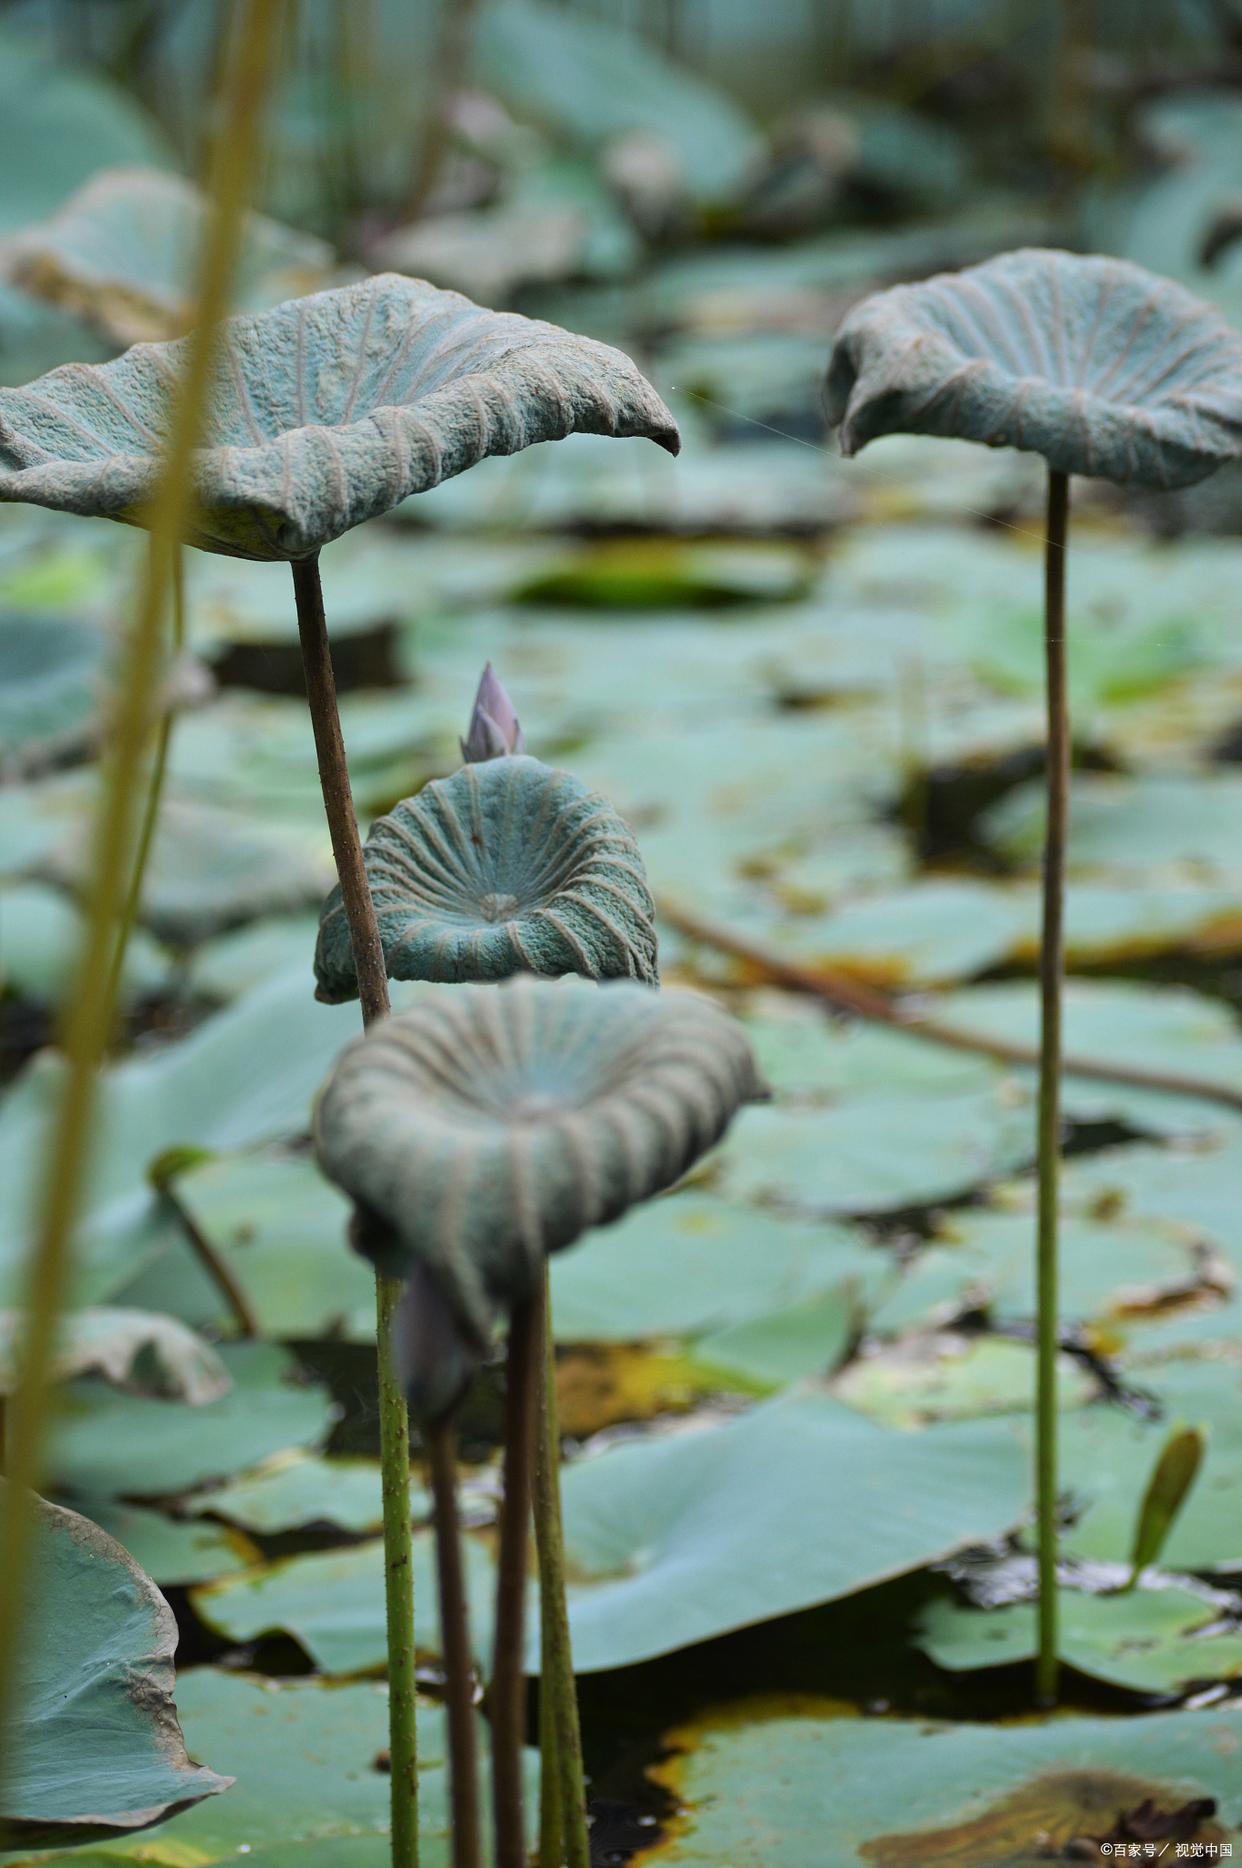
[0,1306,229,1404]
[313,976,763,1373]
[0,1483,229,1847]
[0,166,335,347]
[313,755,658,1001]
[0,612,111,776]
[0,272,679,560]
[826,248,1242,488]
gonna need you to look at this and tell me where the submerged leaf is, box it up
[0,273,679,560]
[827,248,1242,487]
[314,756,658,999]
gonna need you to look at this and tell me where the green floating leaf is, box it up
[0,1305,228,1403]
[984,769,1242,879]
[919,1575,1242,1695]
[0,969,370,1310]
[549,1190,884,1344]
[1054,1362,1242,1573]
[716,1086,1033,1217]
[637,1699,1241,1864]
[870,1207,1202,1337]
[0,1486,229,1848]
[1130,1426,1208,1584]
[44,796,332,945]
[191,1528,493,1677]
[9,1671,535,1866]
[1,880,167,1003]
[0,612,111,776]
[185,1452,426,1538]
[0,29,172,237]
[68,1497,256,1588]
[938,977,1242,1136]
[5,165,333,346]
[156,1148,376,1342]
[827,248,1242,487]
[832,1332,1095,1428]
[513,540,814,609]
[50,1342,332,1502]
[0,274,678,561]
[473,0,761,204]
[557,1389,1029,1672]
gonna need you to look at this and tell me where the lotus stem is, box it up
[103,540,186,1017]
[537,1622,563,1868]
[291,553,390,1024]
[291,549,420,1864]
[0,0,284,1801]
[426,1416,481,1868]
[534,1265,590,1868]
[375,1272,419,1868]
[1036,464,1070,1707]
[492,1284,543,1868]
[160,1176,259,1340]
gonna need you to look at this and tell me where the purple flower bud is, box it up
[460,661,525,763]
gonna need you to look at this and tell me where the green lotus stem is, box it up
[0,0,285,1803]
[427,1415,481,1868]
[1035,464,1070,1707]
[492,1285,543,1868]
[103,541,185,1016]
[537,1620,562,1868]
[376,1276,419,1868]
[534,1265,590,1868]
[290,548,419,1864]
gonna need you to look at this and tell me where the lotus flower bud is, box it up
[460,662,525,763]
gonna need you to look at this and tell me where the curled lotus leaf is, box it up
[0,1306,230,1405]
[314,754,658,1001]
[0,271,680,560]
[825,247,1242,488]
[0,1483,230,1846]
[312,976,765,1374]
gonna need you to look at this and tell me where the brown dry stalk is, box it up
[659,897,1242,1116]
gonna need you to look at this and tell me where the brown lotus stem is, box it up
[533,1267,590,1868]
[292,552,390,1025]
[291,549,420,1864]
[1035,464,1070,1707]
[159,1178,259,1340]
[427,1416,481,1868]
[491,1284,543,1868]
[656,902,1242,1116]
